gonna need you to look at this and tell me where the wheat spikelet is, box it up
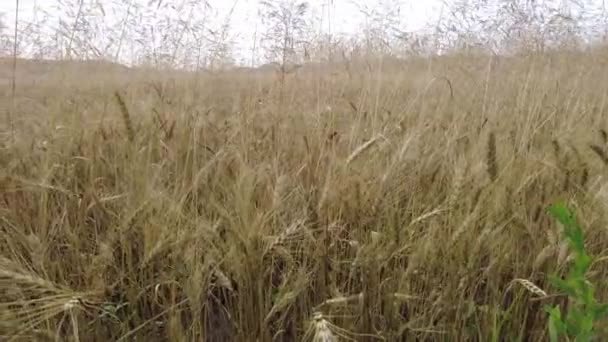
[408,208,446,227]
[552,139,571,189]
[580,164,589,188]
[312,315,337,342]
[450,206,480,246]
[486,132,498,181]
[114,91,135,142]
[563,167,572,191]
[348,100,358,113]
[268,218,308,247]
[512,279,547,297]
[265,270,309,325]
[346,135,383,165]
[590,144,608,165]
[533,245,555,270]
[568,141,584,163]
[557,240,571,267]
[468,226,493,269]
[449,156,466,209]
[306,312,381,342]
[391,293,421,302]
[272,174,289,211]
[508,129,517,148]
[0,268,90,341]
[303,312,337,342]
[316,164,333,215]
[552,139,561,162]
[62,298,82,342]
[0,267,64,295]
[316,293,363,310]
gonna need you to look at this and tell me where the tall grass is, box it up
[3,46,608,341]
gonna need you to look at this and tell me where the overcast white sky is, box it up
[0,0,442,35]
[4,0,605,65]
[0,0,444,65]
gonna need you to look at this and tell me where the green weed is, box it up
[545,203,608,341]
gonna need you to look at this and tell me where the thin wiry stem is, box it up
[9,0,19,141]
[66,0,85,59]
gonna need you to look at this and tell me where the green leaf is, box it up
[546,306,565,342]
[574,253,592,275]
[548,203,587,252]
[580,316,594,334]
[548,202,575,227]
[592,304,608,319]
[545,202,608,342]
[549,275,577,297]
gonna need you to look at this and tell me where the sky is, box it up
[3,0,606,65]
[0,0,450,66]
[0,0,444,65]
[0,0,443,38]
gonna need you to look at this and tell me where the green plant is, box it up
[545,202,608,342]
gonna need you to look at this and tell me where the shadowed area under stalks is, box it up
[2,50,608,341]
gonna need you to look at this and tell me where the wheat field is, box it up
[2,47,608,341]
